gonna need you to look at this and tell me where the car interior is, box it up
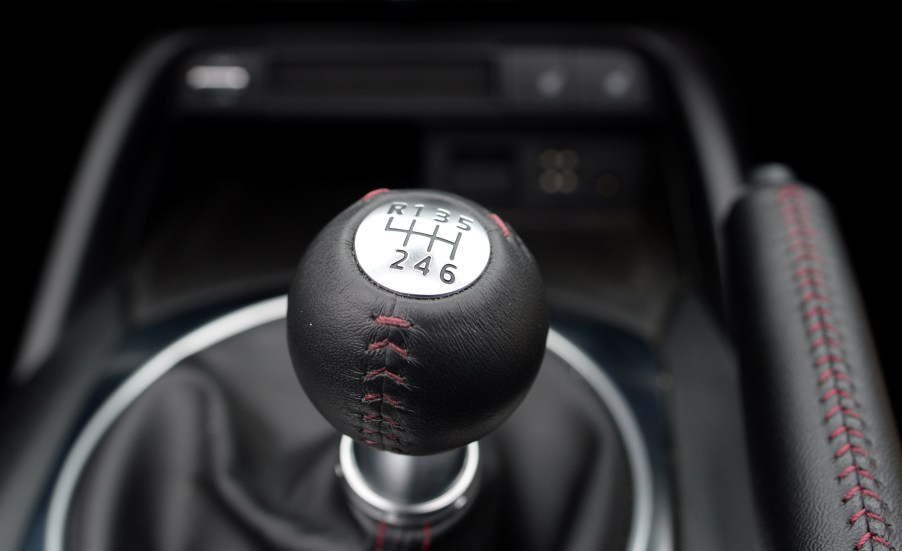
[3,6,899,551]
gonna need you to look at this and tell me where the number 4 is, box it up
[414,256,432,276]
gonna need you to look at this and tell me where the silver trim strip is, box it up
[45,297,655,551]
[547,329,654,551]
[14,35,192,381]
[45,297,288,551]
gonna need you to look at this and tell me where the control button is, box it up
[538,149,580,195]
[354,198,491,297]
[575,50,650,108]
[500,49,578,106]
[535,67,568,98]
[501,48,651,112]
[185,65,250,91]
[181,52,257,108]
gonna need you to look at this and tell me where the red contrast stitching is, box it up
[374,315,411,328]
[856,533,892,550]
[363,367,407,385]
[362,188,390,202]
[831,426,866,440]
[360,428,399,442]
[777,186,891,550]
[362,393,403,408]
[852,510,887,524]
[368,339,409,356]
[840,467,875,480]
[421,523,432,551]
[362,414,400,427]
[373,520,387,551]
[360,314,413,452]
[489,213,510,238]
[820,369,851,384]
[844,487,884,502]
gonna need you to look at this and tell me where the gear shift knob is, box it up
[288,189,547,456]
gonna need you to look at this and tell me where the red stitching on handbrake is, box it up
[789,239,817,250]
[820,388,853,401]
[798,277,827,289]
[792,252,823,263]
[778,186,892,550]
[796,266,825,277]
[786,226,817,238]
[830,426,865,440]
[800,291,829,304]
[808,321,839,334]
[855,533,891,550]
[843,486,882,503]
[850,509,886,524]
[805,306,834,320]
[811,336,843,350]
[819,369,851,384]
[840,467,875,480]
[835,444,869,459]
[824,405,861,421]
[816,354,848,367]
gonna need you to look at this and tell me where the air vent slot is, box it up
[269,60,494,100]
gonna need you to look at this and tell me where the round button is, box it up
[353,197,491,297]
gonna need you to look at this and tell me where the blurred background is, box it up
[5,4,895,407]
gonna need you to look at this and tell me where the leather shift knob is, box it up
[288,189,547,455]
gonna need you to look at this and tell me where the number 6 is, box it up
[440,264,457,284]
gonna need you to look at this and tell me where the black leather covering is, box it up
[65,318,632,551]
[727,184,901,551]
[287,190,548,455]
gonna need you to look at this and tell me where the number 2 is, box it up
[390,249,407,270]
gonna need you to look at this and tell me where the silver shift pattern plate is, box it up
[354,198,491,297]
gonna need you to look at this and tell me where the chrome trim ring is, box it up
[338,437,480,526]
[546,330,654,551]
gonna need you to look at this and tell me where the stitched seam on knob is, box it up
[777,186,892,550]
[489,213,510,238]
[362,188,390,202]
[359,313,413,453]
